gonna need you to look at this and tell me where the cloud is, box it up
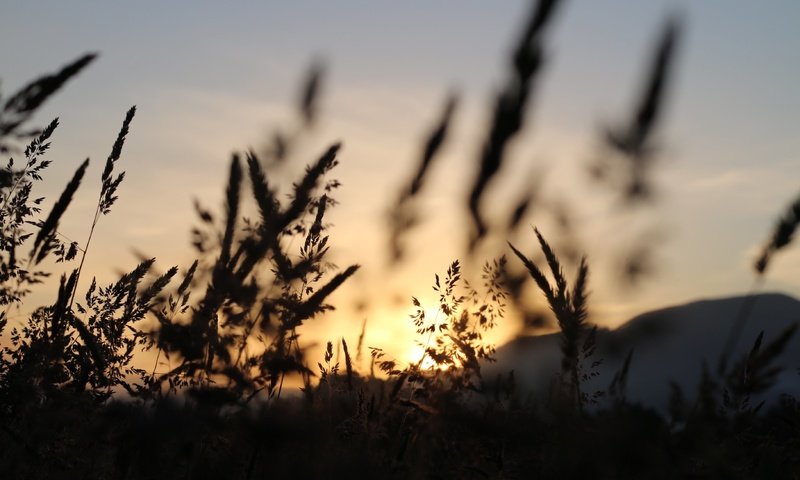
[686,169,748,190]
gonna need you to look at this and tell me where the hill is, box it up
[489,293,800,411]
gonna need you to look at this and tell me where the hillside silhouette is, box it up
[492,292,800,412]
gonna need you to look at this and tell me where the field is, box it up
[1,1,799,478]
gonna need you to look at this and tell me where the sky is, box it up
[1,1,799,366]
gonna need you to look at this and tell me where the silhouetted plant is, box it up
[593,15,682,202]
[0,53,96,154]
[608,348,634,406]
[371,259,505,407]
[467,0,562,249]
[755,191,800,276]
[387,94,457,262]
[0,119,71,307]
[0,96,175,415]
[263,60,325,165]
[509,227,601,411]
[148,144,358,404]
[723,324,797,417]
[719,190,800,375]
[2,3,800,479]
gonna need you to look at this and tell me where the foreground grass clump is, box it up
[2,0,800,478]
[3,373,800,479]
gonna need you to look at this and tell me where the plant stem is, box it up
[717,277,764,375]
[67,190,105,309]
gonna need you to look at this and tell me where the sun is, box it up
[407,344,440,371]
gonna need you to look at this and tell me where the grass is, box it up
[1,1,799,478]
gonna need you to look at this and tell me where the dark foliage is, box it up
[388,94,457,262]
[467,0,562,249]
[1,2,799,479]
[755,191,800,275]
[0,53,96,153]
[595,15,682,201]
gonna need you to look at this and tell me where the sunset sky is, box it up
[1,1,798,365]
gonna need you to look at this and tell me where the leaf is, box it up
[31,158,89,264]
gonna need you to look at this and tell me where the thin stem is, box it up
[149,348,162,385]
[0,152,36,213]
[414,309,442,370]
[24,219,86,252]
[276,368,286,400]
[0,173,26,213]
[234,312,258,368]
[717,277,764,375]
[67,190,104,309]
[406,308,442,403]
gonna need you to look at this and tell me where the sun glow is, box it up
[403,305,454,370]
[407,344,440,371]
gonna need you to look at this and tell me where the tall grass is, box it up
[0,1,799,478]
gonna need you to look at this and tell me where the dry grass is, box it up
[1,1,799,478]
